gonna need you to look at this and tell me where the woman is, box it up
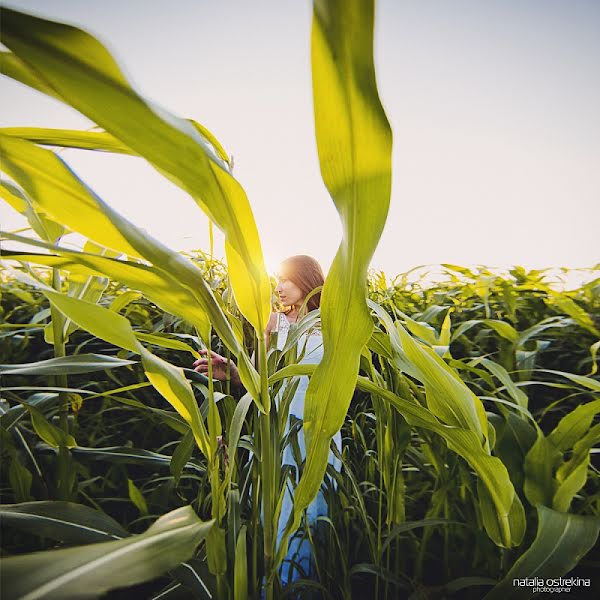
[193,255,342,588]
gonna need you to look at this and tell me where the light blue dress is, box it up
[273,312,342,586]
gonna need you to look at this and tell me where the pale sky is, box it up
[1,0,599,276]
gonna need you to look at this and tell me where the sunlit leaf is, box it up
[276,0,393,570]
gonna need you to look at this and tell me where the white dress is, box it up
[272,311,342,585]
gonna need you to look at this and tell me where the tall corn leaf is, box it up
[275,0,393,570]
[0,506,213,600]
[1,7,270,334]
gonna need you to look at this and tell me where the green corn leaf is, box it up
[490,412,537,492]
[0,50,64,102]
[523,432,562,507]
[396,324,489,445]
[548,399,600,451]
[482,320,519,343]
[170,430,196,485]
[72,446,203,474]
[477,479,526,551]
[140,348,212,460]
[274,0,393,570]
[167,559,216,600]
[536,368,600,392]
[44,289,140,353]
[109,290,142,313]
[0,506,213,600]
[0,180,65,242]
[552,423,600,512]
[1,122,230,164]
[1,126,134,154]
[8,459,34,503]
[0,135,140,258]
[0,7,271,335]
[0,501,129,544]
[2,431,34,502]
[127,479,148,516]
[396,310,438,345]
[0,354,135,376]
[135,332,200,359]
[546,292,600,336]
[234,526,248,600]
[438,309,453,347]
[222,392,253,492]
[484,505,600,600]
[14,400,77,449]
[588,339,600,375]
[479,358,529,409]
[0,241,214,350]
[368,300,420,378]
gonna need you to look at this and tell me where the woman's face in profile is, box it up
[275,274,304,308]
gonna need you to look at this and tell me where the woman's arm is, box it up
[265,311,278,347]
[193,312,278,395]
[193,350,242,387]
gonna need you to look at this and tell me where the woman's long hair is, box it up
[280,255,325,312]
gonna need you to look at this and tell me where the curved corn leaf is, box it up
[0,135,140,258]
[552,423,600,512]
[524,399,600,511]
[548,399,600,451]
[0,50,64,102]
[1,7,270,334]
[523,431,562,508]
[0,506,213,600]
[396,323,489,446]
[11,399,77,449]
[71,446,204,474]
[275,0,393,570]
[478,358,529,409]
[484,505,600,600]
[1,123,230,164]
[0,180,65,242]
[1,127,134,154]
[0,501,129,544]
[135,332,200,359]
[0,354,135,376]
[536,368,600,393]
[546,291,600,336]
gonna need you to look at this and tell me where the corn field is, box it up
[1,2,599,599]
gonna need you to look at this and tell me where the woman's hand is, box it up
[193,349,241,386]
